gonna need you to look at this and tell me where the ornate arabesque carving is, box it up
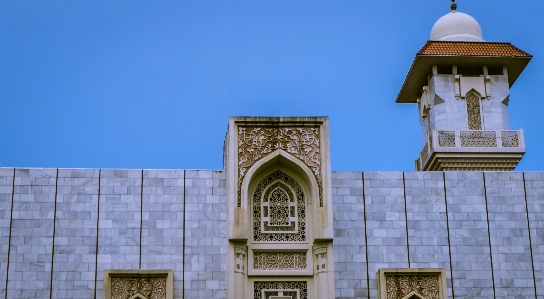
[466,92,483,130]
[238,127,322,207]
[111,277,166,299]
[253,252,307,270]
[460,131,497,147]
[254,281,308,299]
[253,171,306,242]
[385,275,439,299]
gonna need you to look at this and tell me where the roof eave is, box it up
[395,54,532,104]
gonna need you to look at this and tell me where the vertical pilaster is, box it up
[0,168,14,299]
[96,169,142,299]
[141,169,185,299]
[52,169,99,299]
[233,243,246,299]
[8,168,56,299]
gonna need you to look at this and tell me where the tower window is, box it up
[457,65,483,76]
[466,92,483,130]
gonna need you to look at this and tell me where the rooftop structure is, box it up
[396,2,532,171]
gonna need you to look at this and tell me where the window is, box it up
[466,91,483,130]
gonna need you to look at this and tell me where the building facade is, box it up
[0,3,542,299]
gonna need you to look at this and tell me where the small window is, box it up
[487,66,504,75]
[457,65,483,76]
[437,65,453,74]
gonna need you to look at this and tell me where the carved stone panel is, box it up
[377,269,446,299]
[253,252,307,270]
[104,270,173,299]
[111,277,166,299]
[238,126,322,207]
[385,275,439,299]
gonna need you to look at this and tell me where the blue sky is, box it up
[1,0,543,171]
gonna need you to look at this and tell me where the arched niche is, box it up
[237,150,323,241]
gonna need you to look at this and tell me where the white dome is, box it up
[430,11,484,41]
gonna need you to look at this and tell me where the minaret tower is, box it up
[397,0,532,171]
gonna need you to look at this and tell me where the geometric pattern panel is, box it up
[254,281,308,299]
[253,170,306,242]
[460,131,497,147]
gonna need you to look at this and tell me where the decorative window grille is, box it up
[466,92,483,130]
[438,131,456,147]
[501,131,519,147]
[253,170,306,242]
[460,131,497,147]
[254,281,308,299]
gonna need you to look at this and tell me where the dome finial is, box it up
[451,0,457,11]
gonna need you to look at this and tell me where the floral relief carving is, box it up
[385,275,439,299]
[238,126,322,207]
[253,252,307,270]
[111,277,166,299]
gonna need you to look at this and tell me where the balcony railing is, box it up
[415,129,525,171]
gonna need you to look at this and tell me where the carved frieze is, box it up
[238,126,322,207]
[385,275,439,299]
[111,277,166,299]
[253,252,307,270]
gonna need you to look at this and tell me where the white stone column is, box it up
[313,244,329,299]
[234,244,247,299]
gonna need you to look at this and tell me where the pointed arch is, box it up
[240,149,319,212]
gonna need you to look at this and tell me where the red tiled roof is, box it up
[418,41,532,57]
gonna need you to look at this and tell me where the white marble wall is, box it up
[1,168,544,299]
[424,74,512,135]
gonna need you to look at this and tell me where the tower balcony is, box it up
[415,129,525,171]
